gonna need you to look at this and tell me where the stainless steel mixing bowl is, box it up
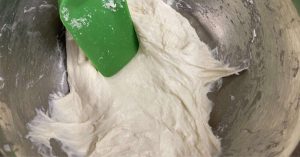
[0,0,299,156]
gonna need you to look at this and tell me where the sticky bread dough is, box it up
[27,0,243,156]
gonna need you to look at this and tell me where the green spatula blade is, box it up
[59,0,139,77]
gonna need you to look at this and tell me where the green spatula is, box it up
[58,0,139,77]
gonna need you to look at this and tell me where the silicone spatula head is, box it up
[58,0,139,77]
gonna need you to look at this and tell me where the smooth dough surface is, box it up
[27,0,242,156]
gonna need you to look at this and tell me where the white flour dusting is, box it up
[70,18,89,29]
[103,0,125,12]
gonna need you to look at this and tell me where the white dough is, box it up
[27,0,242,156]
